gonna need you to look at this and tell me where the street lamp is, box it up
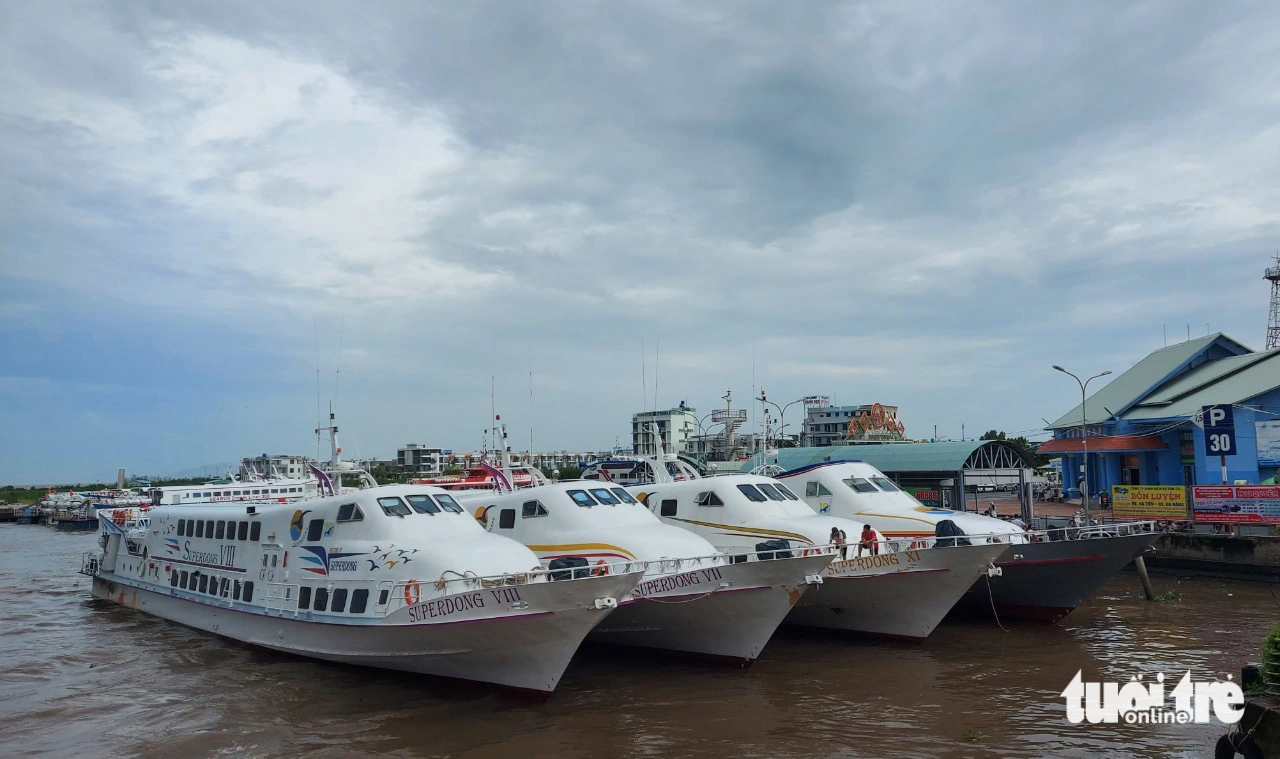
[1052,365,1112,524]
[759,392,806,460]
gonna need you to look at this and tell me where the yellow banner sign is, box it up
[1110,485,1187,519]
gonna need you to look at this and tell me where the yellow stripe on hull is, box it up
[667,517,814,545]
[526,543,637,560]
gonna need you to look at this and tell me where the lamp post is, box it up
[1052,365,1112,524]
[758,392,805,460]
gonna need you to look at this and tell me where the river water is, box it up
[1,525,1276,759]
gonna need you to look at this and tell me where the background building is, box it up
[397,444,446,476]
[632,403,698,455]
[803,403,907,446]
[239,454,309,480]
[1040,333,1280,497]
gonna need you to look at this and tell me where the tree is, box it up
[980,430,1048,467]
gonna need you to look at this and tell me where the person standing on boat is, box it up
[830,527,846,559]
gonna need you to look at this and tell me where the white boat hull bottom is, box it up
[785,543,1009,640]
[92,574,638,694]
[588,554,831,663]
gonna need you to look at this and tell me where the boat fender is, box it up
[404,580,421,606]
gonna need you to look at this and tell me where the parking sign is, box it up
[1201,404,1237,456]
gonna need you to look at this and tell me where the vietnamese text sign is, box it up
[1192,485,1280,524]
[1110,485,1188,519]
[1257,420,1280,467]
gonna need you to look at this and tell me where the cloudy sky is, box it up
[4,1,1280,483]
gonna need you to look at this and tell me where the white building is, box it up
[240,454,310,480]
[397,444,446,475]
[632,403,698,456]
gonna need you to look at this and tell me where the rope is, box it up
[639,589,718,604]
[985,572,1008,632]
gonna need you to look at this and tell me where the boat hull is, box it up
[91,572,639,693]
[785,542,1008,640]
[589,553,831,663]
[954,531,1160,622]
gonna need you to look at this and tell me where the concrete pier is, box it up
[1145,534,1280,579]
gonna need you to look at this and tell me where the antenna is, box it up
[1265,253,1280,349]
[641,337,647,414]
[314,317,322,462]
[654,338,660,412]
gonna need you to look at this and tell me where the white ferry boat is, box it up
[777,460,1160,621]
[631,474,1009,640]
[459,476,832,664]
[81,484,642,693]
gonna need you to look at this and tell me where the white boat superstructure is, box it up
[458,479,831,664]
[630,474,1008,640]
[777,460,1160,622]
[81,484,642,693]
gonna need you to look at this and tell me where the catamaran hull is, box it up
[785,543,1008,640]
[588,554,831,664]
[91,573,638,694]
[954,531,1159,622]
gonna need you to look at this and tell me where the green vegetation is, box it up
[980,430,1050,467]
[1262,622,1280,695]
[1153,589,1182,604]
[962,728,987,743]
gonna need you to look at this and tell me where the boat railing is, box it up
[79,552,100,577]
[1027,518,1157,542]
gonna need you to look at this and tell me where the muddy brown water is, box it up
[2,525,1277,758]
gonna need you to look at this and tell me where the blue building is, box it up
[1040,333,1280,497]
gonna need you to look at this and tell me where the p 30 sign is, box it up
[1200,404,1237,456]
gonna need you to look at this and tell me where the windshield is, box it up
[755,483,786,501]
[870,476,900,492]
[611,488,639,504]
[567,489,597,507]
[736,484,767,502]
[843,477,879,493]
[774,483,800,500]
[377,496,412,517]
[405,494,440,514]
[433,493,464,513]
[589,488,621,505]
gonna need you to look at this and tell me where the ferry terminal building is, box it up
[1038,333,1280,497]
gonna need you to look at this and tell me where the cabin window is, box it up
[314,587,329,612]
[243,581,254,603]
[870,476,900,492]
[589,488,621,505]
[611,488,639,504]
[497,508,516,529]
[567,490,596,508]
[170,571,179,587]
[234,491,242,496]
[195,521,205,538]
[756,484,786,502]
[843,477,878,493]
[307,519,324,542]
[337,503,364,522]
[775,484,801,500]
[351,589,369,614]
[660,499,678,517]
[377,589,389,606]
[216,521,226,540]
[298,586,312,609]
[250,522,261,541]
[332,588,348,613]
[406,495,440,515]
[180,570,189,588]
[806,482,832,497]
[695,491,724,506]
[233,580,242,601]
[736,484,767,502]
[198,575,209,594]
[237,522,248,541]
[205,520,214,537]
[434,493,464,513]
[178,519,187,536]
[271,554,278,567]
[520,500,547,518]
[220,578,230,597]
[378,497,412,517]
[271,489,279,494]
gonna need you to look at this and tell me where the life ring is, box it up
[404,579,421,606]
[591,560,610,577]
